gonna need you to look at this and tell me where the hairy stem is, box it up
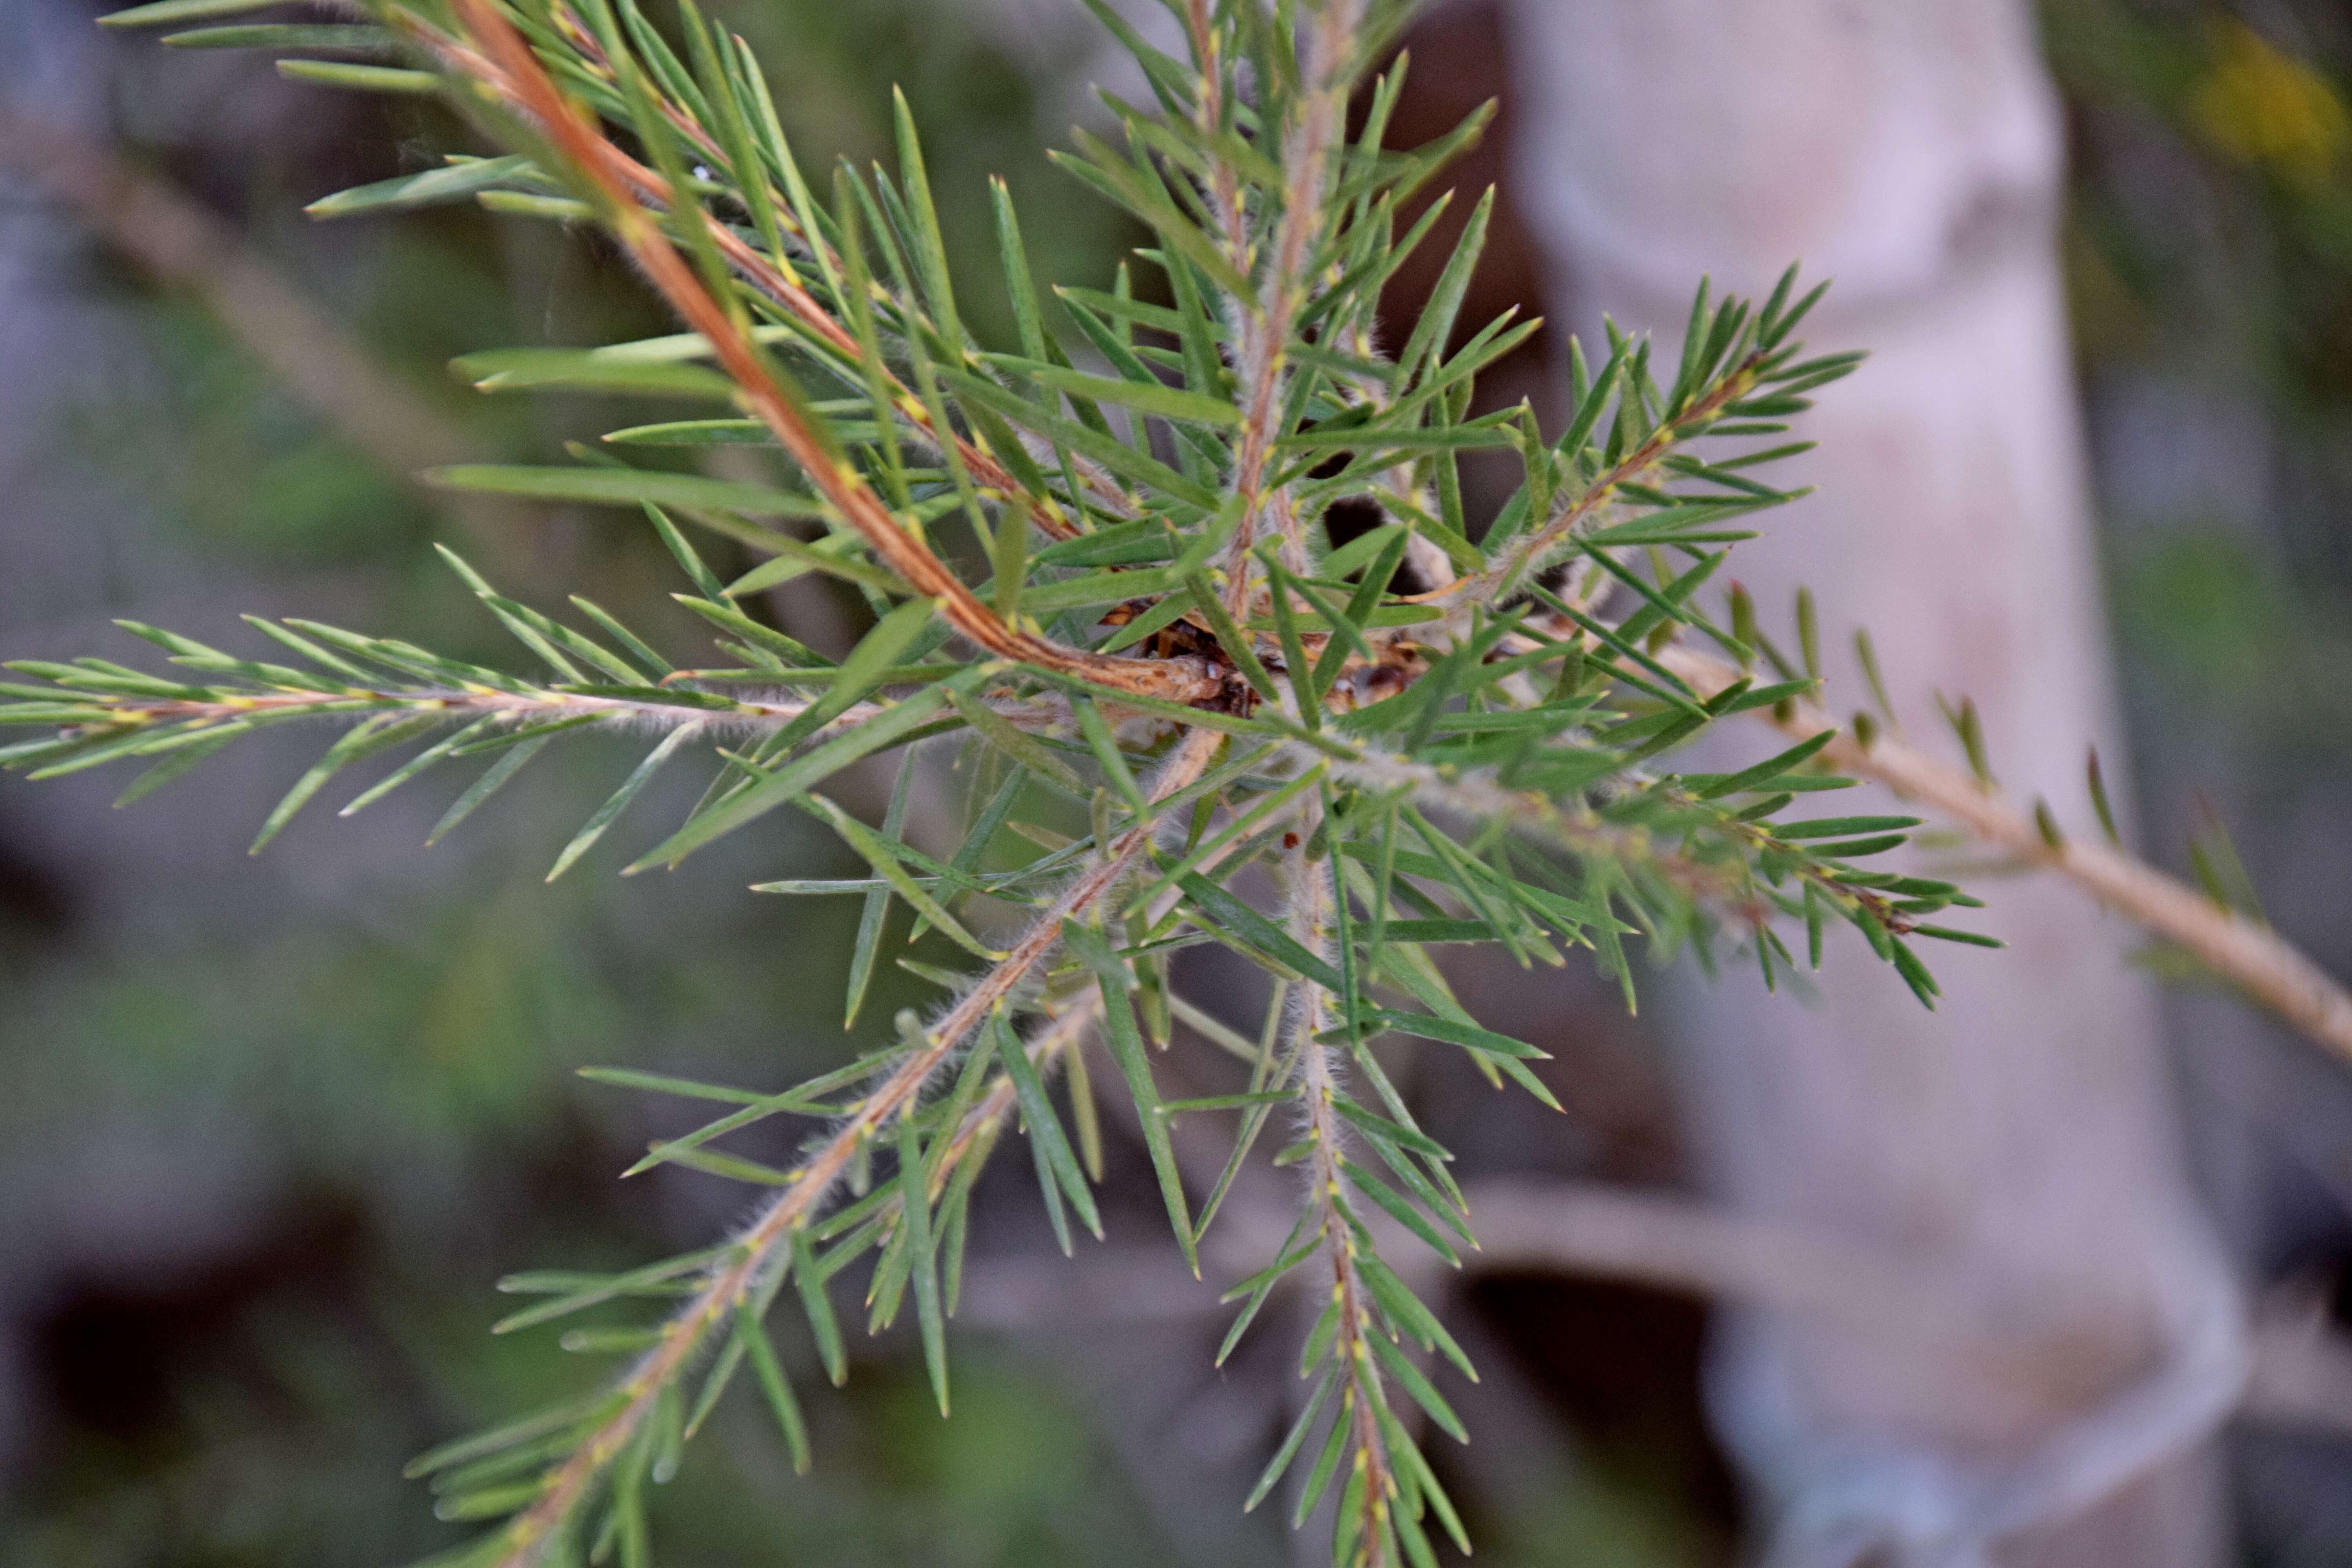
[1181,0,1248,271]
[51,684,824,732]
[55,682,1077,744]
[1282,822,1400,1563]
[489,725,1220,1565]
[1222,0,1366,604]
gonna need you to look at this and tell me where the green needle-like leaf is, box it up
[252,711,439,853]
[995,1012,1102,1237]
[791,1228,848,1387]
[896,1115,951,1417]
[428,465,828,517]
[1245,1367,1336,1512]
[739,1310,812,1473]
[1065,920,1196,1274]
[427,734,553,848]
[548,726,701,882]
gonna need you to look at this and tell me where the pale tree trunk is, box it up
[1498,3,2245,1564]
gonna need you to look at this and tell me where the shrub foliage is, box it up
[4,0,1975,1563]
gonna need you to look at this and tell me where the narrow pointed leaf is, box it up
[896,1116,951,1416]
[548,725,701,881]
[427,735,552,847]
[252,711,436,853]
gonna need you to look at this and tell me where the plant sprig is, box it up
[15,2,1997,1564]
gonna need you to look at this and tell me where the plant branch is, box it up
[1325,738,1765,924]
[488,724,1220,1565]
[39,681,825,733]
[41,675,1085,741]
[1280,820,1404,1562]
[1661,645,2352,1061]
[430,0,1228,706]
[1413,354,1765,614]
[414,10,1113,539]
[1181,0,1248,270]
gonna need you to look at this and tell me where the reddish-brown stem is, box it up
[436,0,1221,706]
[413,13,1116,540]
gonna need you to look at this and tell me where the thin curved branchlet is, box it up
[1657,644,2352,1060]
[1181,0,1246,263]
[22,675,847,743]
[1421,350,1773,616]
[396,45,1111,597]
[411,3,1128,537]
[12,0,2347,1565]
[440,0,1228,710]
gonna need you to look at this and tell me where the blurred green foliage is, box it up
[2048,0,2352,960]
[2045,3,2352,1548]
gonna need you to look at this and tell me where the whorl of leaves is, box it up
[9,0,1982,1563]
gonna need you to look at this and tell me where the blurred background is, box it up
[2,0,2350,1563]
